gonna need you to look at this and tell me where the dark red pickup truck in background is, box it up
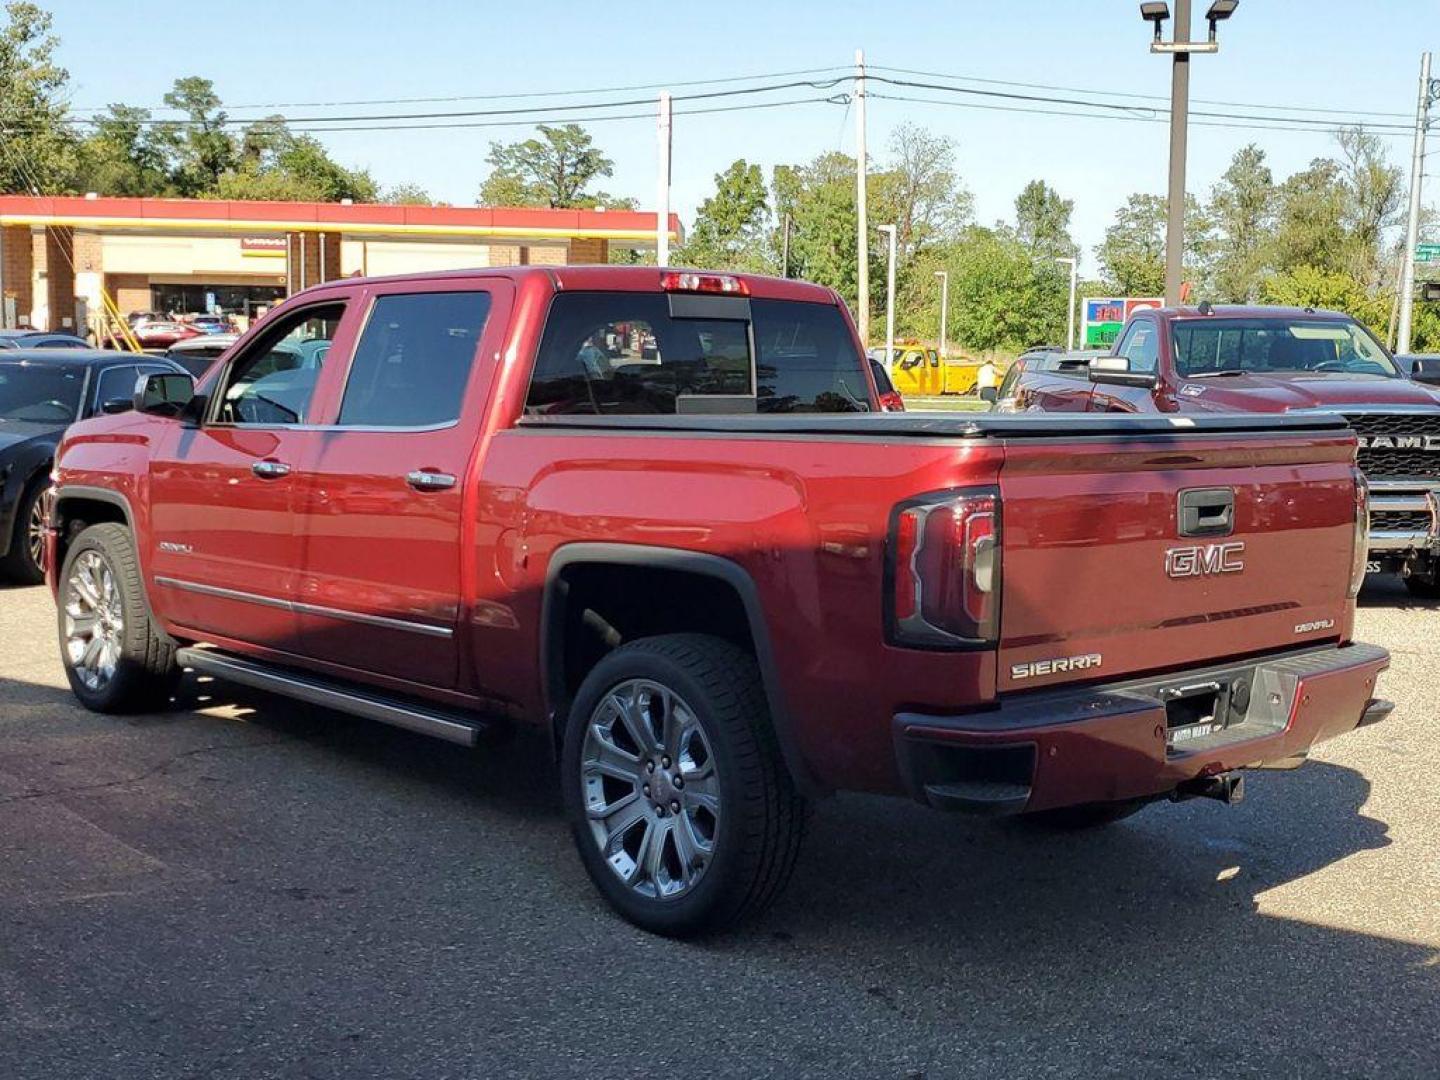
[996,304,1440,597]
[46,270,1391,934]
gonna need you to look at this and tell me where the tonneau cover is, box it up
[516,412,1353,439]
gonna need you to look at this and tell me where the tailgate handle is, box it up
[1178,488,1234,537]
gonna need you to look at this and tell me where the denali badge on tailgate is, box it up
[1011,653,1102,681]
[1165,541,1245,579]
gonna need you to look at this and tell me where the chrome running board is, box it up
[176,647,484,747]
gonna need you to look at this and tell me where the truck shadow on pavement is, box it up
[4,664,1435,1078]
[1358,573,1440,610]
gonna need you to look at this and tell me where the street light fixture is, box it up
[1141,0,1238,305]
[877,224,897,379]
[934,270,949,361]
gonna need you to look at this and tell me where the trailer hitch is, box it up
[1172,772,1245,806]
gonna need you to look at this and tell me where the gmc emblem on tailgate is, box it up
[1165,541,1245,578]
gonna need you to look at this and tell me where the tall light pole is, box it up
[1055,257,1077,350]
[1397,51,1438,355]
[1142,1,1237,306]
[878,224,897,378]
[934,270,949,360]
[855,49,871,345]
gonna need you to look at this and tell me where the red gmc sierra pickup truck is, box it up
[47,268,1391,935]
[996,304,1440,597]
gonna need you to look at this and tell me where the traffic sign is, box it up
[1416,242,1440,263]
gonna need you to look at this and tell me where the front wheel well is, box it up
[54,495,129,571]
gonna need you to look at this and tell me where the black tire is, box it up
[561,633,808,937]
[57,523,180,713]
[1021,798,1150,831]
[1403,574,1440,600]
[0,478,48,585]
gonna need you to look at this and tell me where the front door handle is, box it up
[406,470,456,491]
[252,460,291,479]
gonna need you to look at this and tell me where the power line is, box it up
[289,95,849,135]
[870,92,1412,139]
[870,63,1414,122]
[61,65,853,115]
[864,75,1413,132]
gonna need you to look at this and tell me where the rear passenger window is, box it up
[525,293,869,415]
[338,291,492,427]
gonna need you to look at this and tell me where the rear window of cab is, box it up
[524,292,872,415]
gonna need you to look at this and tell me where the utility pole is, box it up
[878,224,897,378]
[781,214,792,278]
[656,91,672,267]
[1163,0,1191,308]
[934,270,949,360]
[855,49,870,345]
[1397,51,1436,356]
[1056,256,1078,350]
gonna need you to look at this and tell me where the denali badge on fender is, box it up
[1011,653,1102,681]
[1165,541,1245,578]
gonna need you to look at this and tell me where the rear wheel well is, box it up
[549,562,756,740]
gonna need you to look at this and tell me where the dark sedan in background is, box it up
[0,329,91,350]
[0,350,184,584]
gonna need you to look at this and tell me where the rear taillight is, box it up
[1348,468,1369,599]
[878,390,906,412]
[659,271,750,296]
[888,489,1000,648]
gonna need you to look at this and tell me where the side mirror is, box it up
[100,397,133,415]
[133,372,196,418]
[1089,356,1160,390]
[1410,356,1440,386]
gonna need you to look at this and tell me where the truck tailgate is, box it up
[996,428,1359,692]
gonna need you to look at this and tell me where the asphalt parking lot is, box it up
[2,579,1437,1079]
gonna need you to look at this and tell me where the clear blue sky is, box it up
[49,0,1438,271]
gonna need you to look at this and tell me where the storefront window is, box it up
[148,284,286,319]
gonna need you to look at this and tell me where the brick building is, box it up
[0,195,680,331]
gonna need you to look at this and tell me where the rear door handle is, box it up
[251,460,291,479]
[406,470,456,491]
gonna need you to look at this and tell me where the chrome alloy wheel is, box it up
[64,550,124,692]
[581,679,720,900]
[26,493,46,573]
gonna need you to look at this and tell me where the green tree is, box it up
[769,152,859,309]
[1336,126,1402,287]
[1014,179,1077,260]
[926,226,1066,352]
[216,118,376,202]
[1207,144,1274,301]
[383,182,436,205]
[478,124,614,208]
[75,104,172,196]
[1271,158,1347,275]
[1259,264,1390,338]
[870,123,971,260]
[1096,193,1213,297]
[678,159,770,271]
[159,76,236,195]
[0,2,75,193]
